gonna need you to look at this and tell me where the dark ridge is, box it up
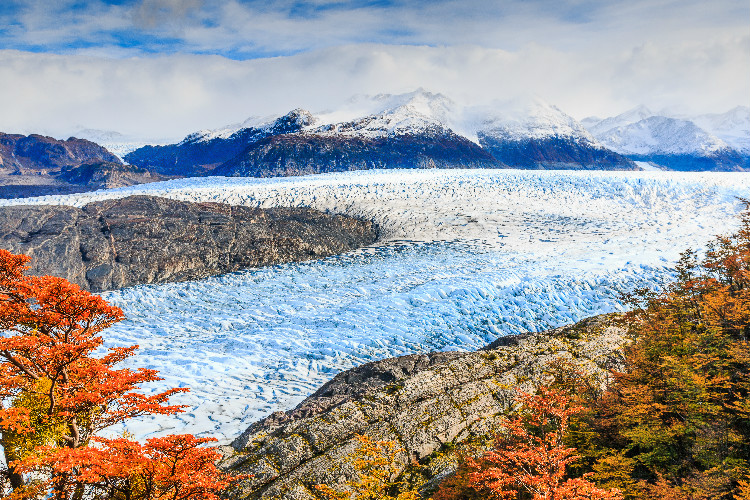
[0,195,378,292]
[214,132,504,177]
[626,152,748,172]
[478,133,637,170]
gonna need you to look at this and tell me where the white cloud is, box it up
[0,39,746,141]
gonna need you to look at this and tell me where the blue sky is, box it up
[6,0,747,59]
[0,0,747,138]
[0,0,658,58]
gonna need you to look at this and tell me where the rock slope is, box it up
[0,195,378,292]
[221,314,627,500]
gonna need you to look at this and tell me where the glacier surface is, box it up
[3,169,749,443]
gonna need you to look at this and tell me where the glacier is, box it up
[3,169,749,443]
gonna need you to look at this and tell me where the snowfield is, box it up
[3,169,749,443]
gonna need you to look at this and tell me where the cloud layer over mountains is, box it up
[0,0,747,140]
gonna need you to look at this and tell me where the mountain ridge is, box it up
[124,91,638,175]
[582,105,749,171]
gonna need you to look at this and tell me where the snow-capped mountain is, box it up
[691,106,750,154]
[314,89,457,138]
[470,98,634,169]
[585,105,655,137]
[595,116,729,156]
[125,91,713,177]
[471,98,597,141]
[179,114,284,144]
[584,106,749,171]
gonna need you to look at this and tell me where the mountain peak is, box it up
[595,115,730,156]
[585,105,655,136]
[470,96,595,143]
[271,108,316,134]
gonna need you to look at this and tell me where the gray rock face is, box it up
[0,195,378,292]
[221,315,627,499]
[56,161,170,189]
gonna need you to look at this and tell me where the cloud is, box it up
[1,0,747,59]
[0,37,747,140]
[132,0,204,29]
[0,0,746,140]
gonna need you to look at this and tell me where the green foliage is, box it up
[572,203,750,499]
[3,378,68,465]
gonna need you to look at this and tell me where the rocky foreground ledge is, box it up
[0,195,378,292]
[220,314,627,499]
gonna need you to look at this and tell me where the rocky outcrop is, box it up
[0,195,378,292]
[0,133,121,174]
[0,162,171,200]
[57,161,169,189]
[221,315,627,499]
[215,133,503,177]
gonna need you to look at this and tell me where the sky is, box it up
[0,0,748,140]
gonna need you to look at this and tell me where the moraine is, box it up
[2,168,748,442]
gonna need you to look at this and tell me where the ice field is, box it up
[3,169,750,442]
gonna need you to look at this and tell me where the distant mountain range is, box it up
[121,91,749,176]
[123,90,640,176]
[582,105,749,171]
[0,133,167,198]
[2,91,748,198]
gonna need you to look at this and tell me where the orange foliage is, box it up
[580,203,750,499]
[20,435,233,500]
[434,387,622,500]
[0,249,235,500]
[737,477,750,500]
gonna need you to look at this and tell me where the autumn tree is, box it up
[434,387,622,500]
[0,249,235,499]
[579,203,750,499]
[315,434,419,500]
[18,434,231,500]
